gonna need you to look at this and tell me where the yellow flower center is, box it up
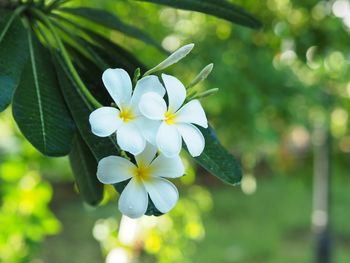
[165,111,177,125]
[119,107,135,123]
[133,163,152,182]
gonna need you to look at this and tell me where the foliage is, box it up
[1,0,350,262]
[0,0,263,214]
[118,0,350,168]
[197,0,350,159]
[136,0,262,29]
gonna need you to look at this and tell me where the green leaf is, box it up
[51,14,146,72]
[46,0,70,12]
[137,0,262,29]
[50,18,109,70]
[60,7,164,51]
[69,133,103,206]
[82,28,147,73]
[195,126,242,185]
[0,10,28,112]
[54,52,161,216]
[12,29,75,156]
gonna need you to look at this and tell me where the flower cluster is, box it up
[89,44,212,218]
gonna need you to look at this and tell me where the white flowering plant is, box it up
[0,0,261,217]
[88,44,232,217]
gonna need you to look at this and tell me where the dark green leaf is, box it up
[45,0,70,12]
[0,10,28,112]
[69,133,103,206]
[81,28,147,73]
[137,0,262,29]
[60,7,164,51]
[54,52,161,215]
[51,14,146,73]
[51,18,146,104]
[50,18,109,70]
[12,29,74,156]
[195,126,242,185]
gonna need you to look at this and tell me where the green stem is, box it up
[31,8,102,108]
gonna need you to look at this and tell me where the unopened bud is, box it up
[133,68,141,86]
[188,63,214,89]
[144,43,194,76]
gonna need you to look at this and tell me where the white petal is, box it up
[135,116,161,145]
[162,74,186,112]
[144,178,179,214]
[156,122,182,158]
[176,100,208,128]
[97,156,135,184]
[130,75,165,109]
[102,68,132,107]
[139,92,167,120]
[150,154,185,178]
[118,178,148,218]
[135,143,157,166]
[117,122,146,155]
[176,123,205,157]
[89,107,121,137]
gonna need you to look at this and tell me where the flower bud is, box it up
[133,68,141,86]
[144,43,194,76]
[188,63,214,89]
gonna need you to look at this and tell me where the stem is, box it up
[31,8,102,108]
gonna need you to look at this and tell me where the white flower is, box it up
[139,74,208,158]
[89,68,165,155]
[97,144,184,218]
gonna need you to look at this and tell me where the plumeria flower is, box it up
[97,144,184,218]
[139,74,208,158]
[89,68,165,155]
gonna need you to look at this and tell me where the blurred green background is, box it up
[1,0,350,262]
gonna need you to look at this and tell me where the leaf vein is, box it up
[0,12,16,44]
[28,31,47,151]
